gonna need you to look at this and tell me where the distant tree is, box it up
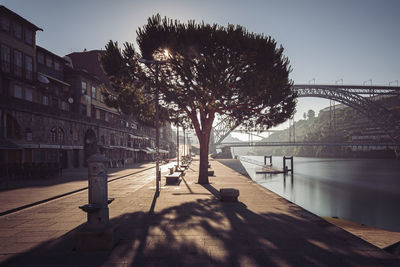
[307,109,316,120]
[100,15,296,184]
[303,112,307,120]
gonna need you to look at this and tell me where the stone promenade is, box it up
[0,162,156,214]
[0,159,399,266]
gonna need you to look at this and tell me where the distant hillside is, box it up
[247,95,400,158]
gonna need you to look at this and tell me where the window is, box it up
[13,84,22,99]
[110,134,116,146]
[50,128,57,143]
[6,114,21,139]
[73,129,79,141]
[0,16,10,32]
[91,86,96,99]
[54,60,61,71]
[81,81,87,94]
[13,50,22,76]
[100,93,104,103]
[37,51,44,64]
[58,128,65,144]
[25,55,33,80]
[46,55,52,68]
[25,88,33,102]
[12,22,22,39]
[100,110,105,120]
[0,44,10,72]
[24,28,33,45]
[96,109,100,119]
[42,95,49,105]
[81,104,87,116]
[25,128,32,141]
[128,136,132,147]
[61,101,69,111]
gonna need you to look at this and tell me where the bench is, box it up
[181,164,188,169]
[165,172,182,185]
[175,167,186,175]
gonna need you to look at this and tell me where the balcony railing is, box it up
[1,61,36,83]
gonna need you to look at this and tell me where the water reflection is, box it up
[240,156,400,232]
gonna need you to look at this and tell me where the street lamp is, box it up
[138,57,168,191]
[183,127,186,159]
[176,126,179,167]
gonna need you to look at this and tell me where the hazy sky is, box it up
[2,0,399,131]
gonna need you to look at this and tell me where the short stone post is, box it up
[76,154,115,251]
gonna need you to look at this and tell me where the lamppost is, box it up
[183,127,186,159]
[138,58,168,191]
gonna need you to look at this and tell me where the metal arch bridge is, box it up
[212,84,400,147]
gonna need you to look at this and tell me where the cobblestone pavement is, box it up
[0,162,157,214]
[0,159,399,266]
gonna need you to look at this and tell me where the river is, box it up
[238,156,400,232]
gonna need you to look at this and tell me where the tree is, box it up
[307,109,316,120]
[100,15,296,184]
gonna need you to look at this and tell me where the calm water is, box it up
[239,156,400,232]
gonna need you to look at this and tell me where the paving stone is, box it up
[0,159,398,266]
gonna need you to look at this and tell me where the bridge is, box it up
[216,141,397,148]
[212,84,400,149]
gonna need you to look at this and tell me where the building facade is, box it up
[0,5,175,175]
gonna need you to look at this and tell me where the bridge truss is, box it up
[212,84,400,147]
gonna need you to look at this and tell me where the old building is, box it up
[0,5,175,177]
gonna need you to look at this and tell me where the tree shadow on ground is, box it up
[3,186,399,266]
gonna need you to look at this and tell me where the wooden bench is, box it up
[165,172,182,185]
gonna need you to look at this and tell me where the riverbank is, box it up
[217,158,400,253]
[323,217,400,251]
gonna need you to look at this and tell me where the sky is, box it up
[2,0,399,135]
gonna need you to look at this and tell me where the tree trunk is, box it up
[198,131,210,184]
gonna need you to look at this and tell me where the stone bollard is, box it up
[220,188,239,202]
[76,154,115,251]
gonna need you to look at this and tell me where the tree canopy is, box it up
[100,14,296,184]
[307,109,316,120]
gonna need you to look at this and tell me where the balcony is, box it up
[1,61,36,84]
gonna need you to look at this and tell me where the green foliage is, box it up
[307,109,315,120]
[100,14,297,182]
[101,14,296,133]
